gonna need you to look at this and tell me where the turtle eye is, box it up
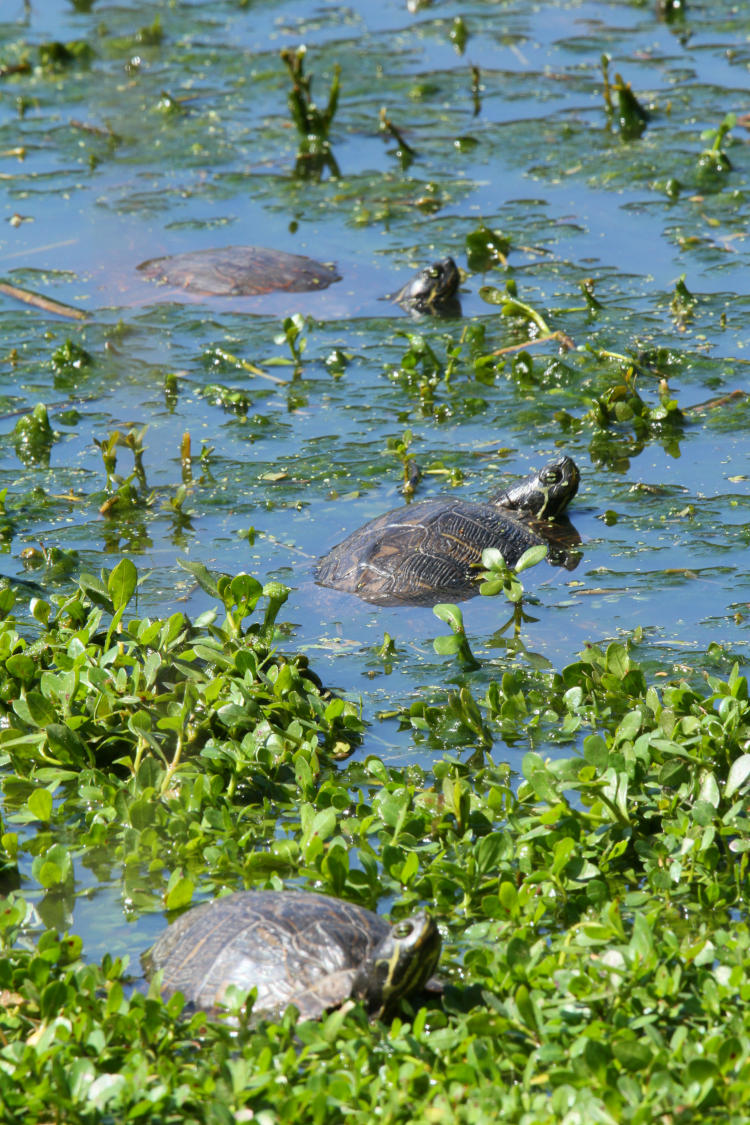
[542,468,562,484]
[393,920,414,939]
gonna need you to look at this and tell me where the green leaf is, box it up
[583,733,609,770]
[726,753,750,798]
[108,558,138,611]
[46,723,91,765]
[28,787,53,823]
[481,548,508,572]
[165,876,194,911]
[177,557,222,599]
[78,572,115,612]
[5,653,36,684]
[478,285,504,306]
[605,642,630,678]
[433,603,464,632]
[399,849,419,885]
[515,544,547,572]
[477,833,507,875]
[466,225,510,271]
[514,984,538,1031]
[498,881,518,913]
[611,1037,653,1071]
[23,690,58,729]
[629,913,655,961]
[433,635,462,656]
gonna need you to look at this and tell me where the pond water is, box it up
[1,0,749,955]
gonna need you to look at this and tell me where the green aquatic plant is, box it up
[37,39,94,71]
[697,112,735,186]
[432,603,480,670]
[13,404,56,468]
[601,57,650,140]
[50,338,92,374]
[0,489,14,546]
[0,559,363,794]
[378,107,417,172]
[200,383,252,416]
[479,279,575,350]
[2,564,750,1120]
[671,275,697,325]
[281,46,341,179]
[275,313,309,371]
[384,429,420,495]
[466,224,511,270]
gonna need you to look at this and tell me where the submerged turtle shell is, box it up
[315,455,580,606]
[146,890,440,1021]
[137,246,341,297]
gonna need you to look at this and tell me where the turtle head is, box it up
[351,911,441,1018]
[492,454,580,519]
[395,258,461,316]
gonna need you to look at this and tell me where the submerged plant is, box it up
[378,107,417,172]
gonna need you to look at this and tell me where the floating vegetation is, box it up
[50,339,92,373]
[13,404,56,467]
[37,40,94,71]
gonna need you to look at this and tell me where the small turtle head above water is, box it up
[394,257,461,316]
[352,909,441,1018]
[492,454,580,519]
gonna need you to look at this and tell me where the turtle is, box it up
[137,246,340,298]
[391,256,461,317]
[315,454,580,606]
[145,889,441,1022]
[136,246,461,315]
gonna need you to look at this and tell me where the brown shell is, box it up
[146,890,391,1021]
[315,498,549,606]
[137,246,341,297]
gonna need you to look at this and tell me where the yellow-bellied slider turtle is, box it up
[315,454,580,606]
[146,889,441,1021]
[137,246,461,315]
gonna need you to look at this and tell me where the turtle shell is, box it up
[137,246,341,297]
[316,455,580,606]
[315,498,549,606]
[146,890,439,1021]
